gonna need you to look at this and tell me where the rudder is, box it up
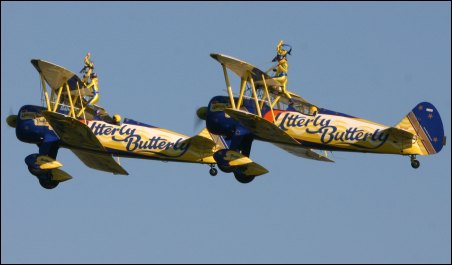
[395,102,446,155]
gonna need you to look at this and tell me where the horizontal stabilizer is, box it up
[383,127,416,141]
[214,149,268,177]
[180,128,218,153]
[382,127,416,150]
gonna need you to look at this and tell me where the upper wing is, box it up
[210,53,317,108]
[42,111,128,175]
[224,108,333,162]
[31,59,91,96]
[210,53,281,87]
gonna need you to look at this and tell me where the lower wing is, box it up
[224,108,333,162]
[42,111,128,175]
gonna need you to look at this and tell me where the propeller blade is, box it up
[193,106,208,132]
[6,115,18,128]
[196,106,207,120]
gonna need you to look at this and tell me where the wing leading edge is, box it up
[224,108,333,163]
[31,59,91,96]
[42,111,129,175]
[210,53,317,110]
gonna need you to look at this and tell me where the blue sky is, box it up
[2,2,450,263]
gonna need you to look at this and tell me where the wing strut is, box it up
[222,64,236,109]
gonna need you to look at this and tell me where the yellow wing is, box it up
[210,53,281,87]
[273,143,334,162]
[31,59,91,96]
[42,111,128,175]
[179,128,219,154]
[224,108,299,145]
[71,149,129,175]
[214,149,269,176]
[210,53,317,110]
[224,108,333,162]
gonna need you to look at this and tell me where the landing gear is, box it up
[410,155,420,169]
[38,179,59,189]
[218,164,233,173]
[209,165,218,176]
[234,166,255,183]
[28,166,60,189]
[28,166,41,176]
[234,173,255,184]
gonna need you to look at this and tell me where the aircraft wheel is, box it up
[38,179,59,189]
[209,168,218,176]
[234,173,255,184]
[411,159,420,169]
[28,166,42,176]
[218,164,233,173]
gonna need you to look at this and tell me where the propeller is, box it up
[6,107,17,128]
[194,106,208,131]
[196,106,207,120]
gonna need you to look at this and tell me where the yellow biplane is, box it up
[195,53,446,183]
[7,59,229,189]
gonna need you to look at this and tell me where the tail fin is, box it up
[395,102,446,155]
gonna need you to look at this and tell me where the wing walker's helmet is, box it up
[113,114,121,123]
[91,72,98,78]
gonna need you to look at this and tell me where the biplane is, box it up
[6,59,226,189]
[195,53,447,183]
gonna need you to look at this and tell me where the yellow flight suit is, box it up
[273,40,291,99]
[86,77,99,106]
[82,52,94,83]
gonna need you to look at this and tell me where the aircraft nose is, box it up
[6,115,18,128]
[196,106,208,120]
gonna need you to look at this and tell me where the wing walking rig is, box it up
[8,58,226,189]
[198,52,446,183]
